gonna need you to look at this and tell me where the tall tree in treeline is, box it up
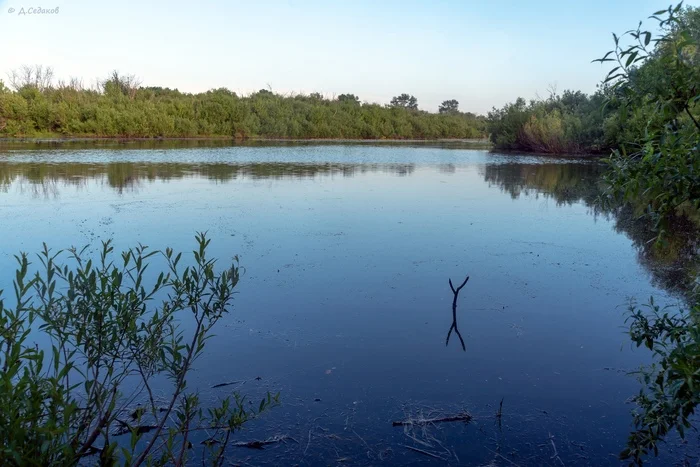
[337,94,360,105]
[439,99,459,114]
[389,93,418,110]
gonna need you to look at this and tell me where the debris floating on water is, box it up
[233,434,296,450]
[211,380,243,389]
[392,412,472,427]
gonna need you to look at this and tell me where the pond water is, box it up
[0,143,696,465]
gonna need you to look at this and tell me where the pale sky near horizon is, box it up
[0,0,697,114]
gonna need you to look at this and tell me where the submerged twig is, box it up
[112,419,158,436]
[446,275,469,351]
[211,381,244,389]
[392,412,472,427]
[496,397,504,430]
[232,435,295,449]
[400,444,448,461]
[352,429,375,459]
[485,447,521,467]
[303,428,313,456]
[549,432,565,466]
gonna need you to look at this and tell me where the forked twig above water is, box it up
[446,275,469,351]
[449,276,469,296]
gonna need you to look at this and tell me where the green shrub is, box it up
[487,92,608,154]
[596,4,700,464]
[0,233,277,465]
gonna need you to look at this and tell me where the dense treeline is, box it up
[487,5,700,156]
[0,74,486,140]
[487,90,611,154]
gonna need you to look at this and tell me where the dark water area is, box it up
[1,143,698,465]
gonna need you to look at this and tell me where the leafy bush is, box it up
[595,4,700,465]
[0,233,277,465]
[622,297,700,465]
[598,4,700,235]
[486,91,609,154]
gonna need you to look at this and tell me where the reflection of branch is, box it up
[446,276,469,351]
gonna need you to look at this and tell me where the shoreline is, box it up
[0,136,491,144]
[489,147,604,158]
[0,137,603,157]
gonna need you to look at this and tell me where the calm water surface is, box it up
[0,143,695,465]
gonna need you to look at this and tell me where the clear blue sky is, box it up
[0,0,697,113]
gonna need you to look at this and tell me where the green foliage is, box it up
[598,3,700,235]
[337,94,360,105]
[486,2,700,462]
[0,233,278,465]
[439,99,459,114]
[621,297,700,465]
[596,3,700,465]
[389,93,418,111]
[486,91,610,154]
[603,134,700,236]
[488,2,700,160]
[0,75,485,140]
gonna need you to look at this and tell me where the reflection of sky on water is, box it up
[0,145,694,464]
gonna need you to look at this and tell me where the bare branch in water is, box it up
[446,275,469,351]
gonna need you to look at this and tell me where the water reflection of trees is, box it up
[482,162,603,206]
[3,159,697,298]
[482,162,700,299]
[0,162,416,195]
